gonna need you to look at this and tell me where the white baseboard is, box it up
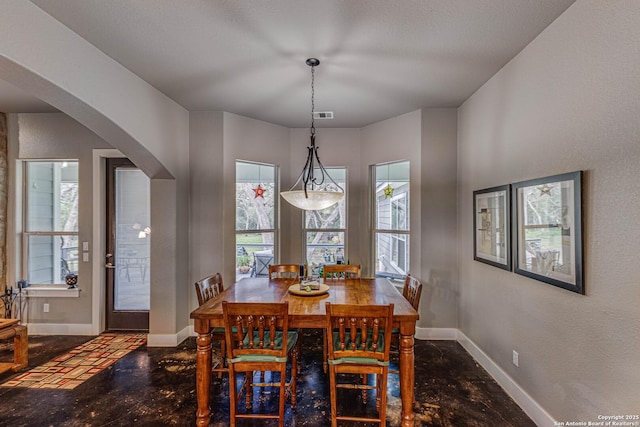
[147,325,191,347]
[25,323,93,335]
[457,331,555,427]
[415,327,458,340]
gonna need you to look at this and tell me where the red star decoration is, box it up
[253,184,266,198]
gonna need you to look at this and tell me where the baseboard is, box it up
[415,327,458,340]
[147,325,191,347]
[25,323,93,335]
[457,331,555,427]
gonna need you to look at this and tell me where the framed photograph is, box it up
[473,185,511,270]
[512,171,583,294]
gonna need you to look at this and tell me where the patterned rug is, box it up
[0,333,146,389]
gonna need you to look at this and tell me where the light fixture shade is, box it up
[281,190,344,211]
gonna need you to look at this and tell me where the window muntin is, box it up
[373,161,410,279]
[24,161,79,285]
[235,161,277,280]
[303,168,346,276]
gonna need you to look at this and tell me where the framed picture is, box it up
[512,171,583,294]
[473,185,511,270]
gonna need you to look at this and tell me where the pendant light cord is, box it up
[310,64,316,137]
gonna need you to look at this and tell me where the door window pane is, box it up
[114,168,150,311]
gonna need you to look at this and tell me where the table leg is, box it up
[195,332,212,427]
[14,326,28,370]
[399,333,415,427]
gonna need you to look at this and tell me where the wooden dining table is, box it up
[190,276,419,427]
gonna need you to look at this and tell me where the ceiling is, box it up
[0,0,575,128]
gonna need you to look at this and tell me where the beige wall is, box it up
[361,110,422,278]
[458,0,640,420]
[12,113,111,324]
[420,109,458,329]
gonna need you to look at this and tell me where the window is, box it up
[23,161,79,285]
[304,168,346,276]
[235,161,277,281]
[373,161,410,278]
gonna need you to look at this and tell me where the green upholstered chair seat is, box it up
[329,331,386,365]
[327,356,389,366]
[227,331,298,364]
[212,326,241,334]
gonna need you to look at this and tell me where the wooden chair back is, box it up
[268,264,300,281]
[222,301,297,426]
[222,302,291,361]
[323,264,361,280]
[325,302,393,363]
[403,274,423,311]
[194,273,224,306]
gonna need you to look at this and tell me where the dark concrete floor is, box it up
[0,331,535,426]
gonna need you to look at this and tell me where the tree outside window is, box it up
[235,161,276,280]
[303,168,346,277]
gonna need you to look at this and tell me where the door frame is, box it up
[91,149,126,335]
[104,157,150,331]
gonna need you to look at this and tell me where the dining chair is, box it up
[390,274,423,375]
[325,302,394,427]
[323,264,361,280]
[268,264,300,281]
[402,274,423,311]
[194,273,227,378]
[222,301,298,427]
[321,264,362,373]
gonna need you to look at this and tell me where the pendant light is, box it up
[281,58,344,211]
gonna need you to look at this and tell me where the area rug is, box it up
[0,333,146,389]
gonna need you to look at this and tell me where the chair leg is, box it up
[218,340,226,379]
[323,329,328,374]
[379,369,388,427]
[291,346,298,409]
[229,367,237,427]
[278,366,286,427]
[329,365,338,427]
[361,373,368,404]
[245,371,253,409]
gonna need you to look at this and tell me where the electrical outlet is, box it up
[43,303,50,313]
[83,252,89,262]
[83,241,89,251]
[512,350,519,367]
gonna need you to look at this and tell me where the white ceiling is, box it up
[0,0,575,128]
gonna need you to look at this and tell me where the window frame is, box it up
[235,160,279,280]
[22,160,80,286]
[303,167,347,273]
[371,160,410,280]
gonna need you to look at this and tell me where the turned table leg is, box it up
[195,331,212,427]
[399,332,415,427]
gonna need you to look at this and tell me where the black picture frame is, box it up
[511,171,583,294]
[473,185,511,271]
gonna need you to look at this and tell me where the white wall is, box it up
[458,0,640,421]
